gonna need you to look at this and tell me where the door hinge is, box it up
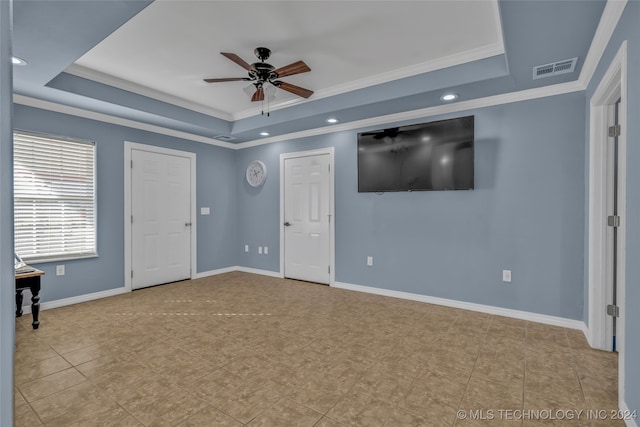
[609,125,621,138]
[328,265,330,274]
[131,215,134,224]
[131,270,134,279]
[131,160,134,168]
[607,215,620,228]
[607,304,619,318]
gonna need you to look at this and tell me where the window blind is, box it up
[14,132,97,262]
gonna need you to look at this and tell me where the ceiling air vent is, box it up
[532,57,578,80]
[214,135,236,142]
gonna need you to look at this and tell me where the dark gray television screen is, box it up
[357,116,474,192]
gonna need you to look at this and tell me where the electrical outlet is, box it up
[502,269,512,283]
[367,256,373,266]
[200,207,210,215]
[244,245,249,253]
[56,265,65,276]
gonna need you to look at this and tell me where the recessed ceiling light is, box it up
[440,93,458,102]
[260,132,270,137]
[12,56,27,66]
[326,118,339,124]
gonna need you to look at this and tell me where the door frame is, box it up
[280,147,335,285]
[124,141,197,292]
[587,41,626,399]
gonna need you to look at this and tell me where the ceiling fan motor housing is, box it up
[250,62,277,82]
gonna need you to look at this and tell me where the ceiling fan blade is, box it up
[275,81,313,99]
[203,77,250,83]
[221,52,255,71]
[251,87,265,102]
[273,60,311,78]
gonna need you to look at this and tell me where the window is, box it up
[14,132,97,263]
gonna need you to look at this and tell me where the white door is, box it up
[131,149,192,289]
[283,153,331,284]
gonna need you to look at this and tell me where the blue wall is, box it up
[238,93,587,320]
[587,0,640,417]
[13,105,239,302]
[14,93,588,321]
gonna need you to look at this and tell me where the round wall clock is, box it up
[246,160,267,187]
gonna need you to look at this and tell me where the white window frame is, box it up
[13,131,97,263]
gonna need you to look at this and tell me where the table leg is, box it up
[30,284,40,330]
[15,290,24,317]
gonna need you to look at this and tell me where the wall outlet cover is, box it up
[502,269,512,282]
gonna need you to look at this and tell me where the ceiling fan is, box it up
[204,47,314,103]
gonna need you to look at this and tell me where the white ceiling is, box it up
[67,0,504,121]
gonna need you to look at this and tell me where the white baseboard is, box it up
[21,270,584,333]
[333,281,586,331]
[19,266,283,314]
[235,266,283,278]
[193,266,238,279]
[20,286,128,315]
[195,266,283,279]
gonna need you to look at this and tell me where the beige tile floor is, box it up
[14,272,622,426]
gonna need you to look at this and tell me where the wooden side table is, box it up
[16,267,45,329]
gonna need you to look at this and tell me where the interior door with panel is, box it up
[131,149,192,289]
[283,153,331,284]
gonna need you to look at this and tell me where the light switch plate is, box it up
[502,270,512,282]
[200,207,210,215]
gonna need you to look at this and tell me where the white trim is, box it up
[587,40,626,348]
[233,42,505,120]
[65,64,235,122]
[13,95,236,149]
[279,148,335,285]
[20,286,128,315]
[578,0,628,87]
[14,80,585,152]
[235,266,283,278]
[587,40,627,412]
[333,281,586,331]
[237,81,584,148]
[193,266,238,279]
[12,0,625,153]
[66,43,504,123]
[124,142,197,292]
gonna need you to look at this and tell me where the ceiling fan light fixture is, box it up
[440,93,458,102]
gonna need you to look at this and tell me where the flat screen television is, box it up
[357,115,474,192]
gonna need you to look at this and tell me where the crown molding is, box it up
[64,64,235,121]
[66,41,504,123]
[14,0,624,152]
[231,42,505,121]
[13,94,236,149]
[237,80,584,148]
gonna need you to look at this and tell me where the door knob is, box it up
[284,222,291,227]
